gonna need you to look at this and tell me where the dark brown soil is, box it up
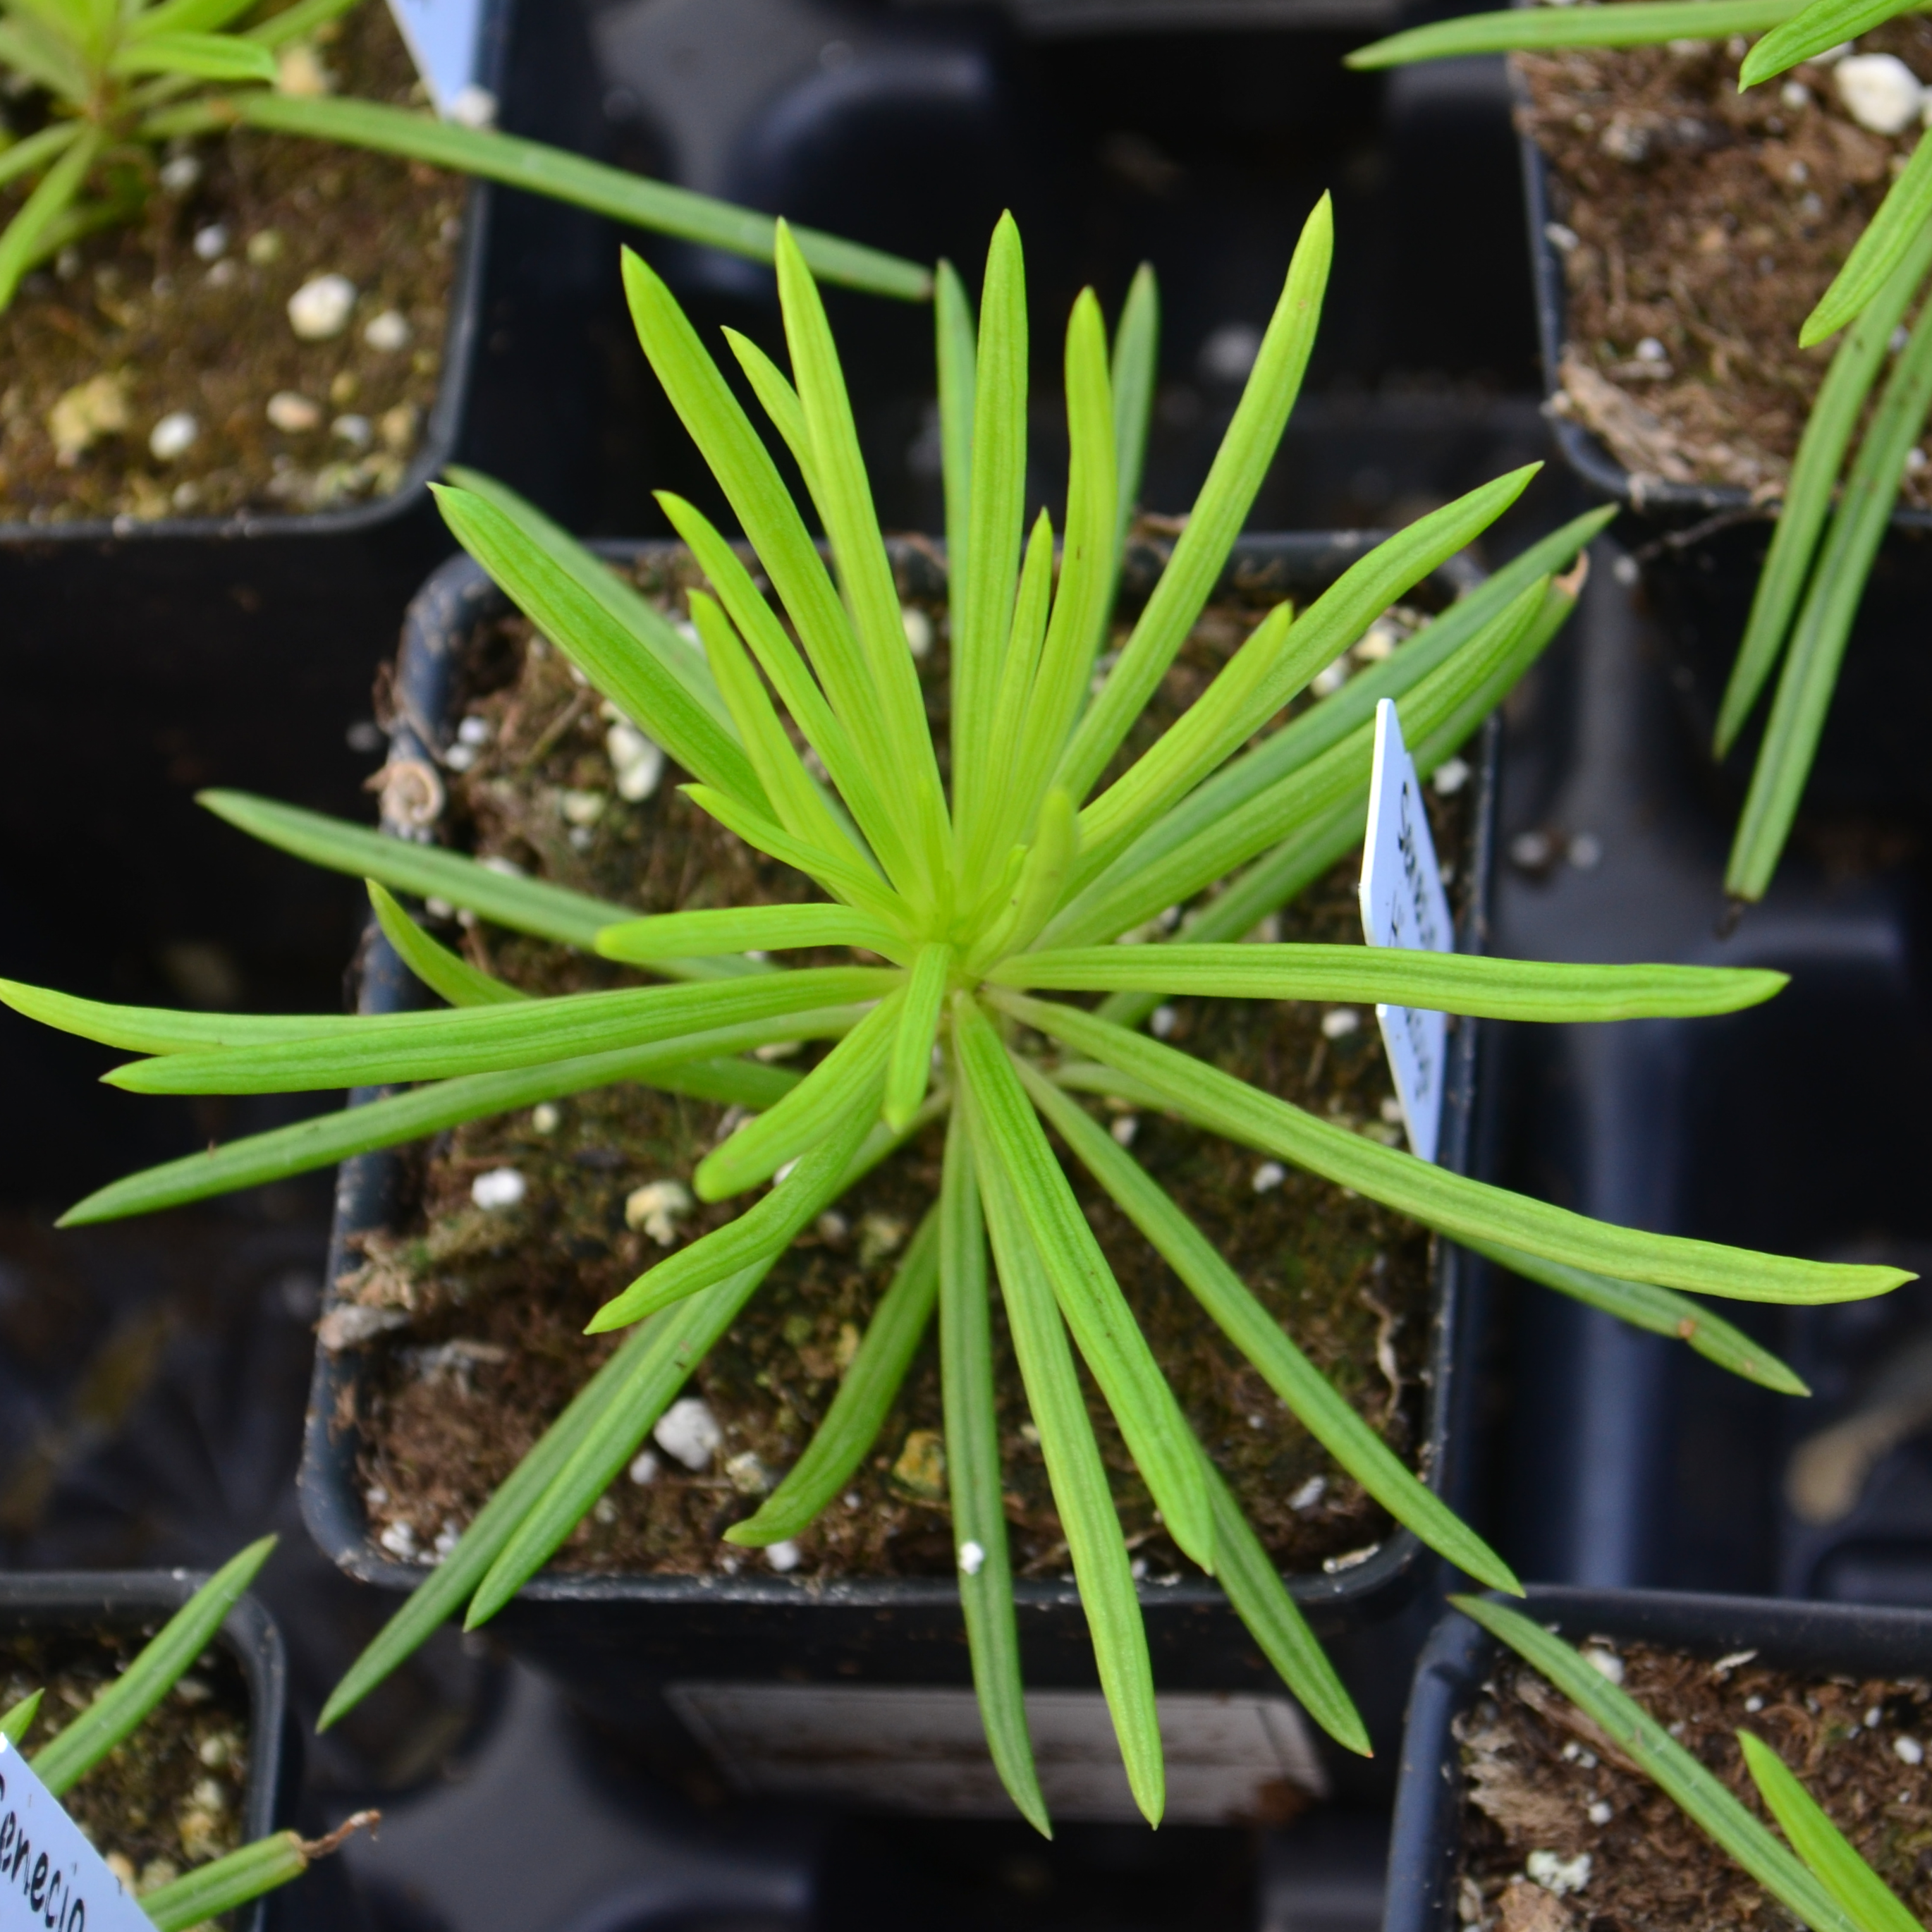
[1517,18,1932,507]
[1,1627,251,1897]
[342,551,1472,1585]
[0,1,461,525]
[1458,1637,1932,1932]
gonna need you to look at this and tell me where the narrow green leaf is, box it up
[953,997,1214,1570]
[60,1017,819,1227]
[109,28,276,78]
[0,126,97,312]
[1456,1598,1859,1932]
[723,328,819,501]
[0,977,379,1054]
[468,1265,774,1625]
[0,1691,42,1747]
[695,991,901,1199]
[227,93,933,300]
[971,508,1058,877]
[1346,0,1804,67]
[1463,1234,1809,1394]
[951,213,1029,855]
[597,904,901,963]
[967,789,1080,972]
[368,882,525,1006]
[726,1206,939,1544]
[1716,224,1932,756]
[243,0,363,45]
[1730,276,1932,902]
[993,991,1911,1305]
[936,1114,1048,1835]
[1739,1732,1921,1932]
[588,1097,879,1331]
[1744,0,1909,85]
[131,0,258,40]
[1053,193,1333,805]
[108,967,896,1094]
[885,943,952,1131]
[995,944,1786,1022]
[1111,264,1159,565]
[683,783,912,931]
[964,1074,1163,1826]
[0,120,82,193]
[1201,1456,1371,1756]
[32,1536,276,1796]
[1802,130,1932,346]
[935,258,977,618]
[142,1833,312,1931]
[1022,1063,1521,1594]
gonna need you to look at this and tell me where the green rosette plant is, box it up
[2,198,1911,1830]
[1,1539,377,1931]
[1460,1597,1923,1932]
[0,0,926,311]
[1351,0,1932,910]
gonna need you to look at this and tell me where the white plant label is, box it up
[384,0,490,118]
[0,1736,154,1932]
[1357,698,1454,1163]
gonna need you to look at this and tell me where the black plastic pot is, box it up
[1385,1584,1932,1932]
[0,1570,291,1932]
[300,533,1500,1814]
[1518,123,1932,814]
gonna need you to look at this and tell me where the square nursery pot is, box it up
[0,1569,291,1932]
[1518,118,1932,816]
[302,533,1502,1819]
[1384,1584,1932,1932]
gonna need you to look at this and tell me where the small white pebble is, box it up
[433,1520,460,1560]
[1289,1474,1327,1510]
[958,1540,986,1577]
[1586,1801,1612,1826]
[458,714,492,745]
[1312,654,1351,697]
[192,224,228,261]
[532,1102,561,1134]
[1150,1004,1178,1039]
[1568,831,1603,870]
[1252,1161,1287,1194]
[1869,1706,1885,1728]
[1546,221,1579,253]
[159,154,201,193]
[448,84,498,128]
[1635,336,1668,364]
[654,1396,723,1472]
[1814,40,1852,62]
[266,391,322,432]
[625,1179,692,1247]
[606,721,664,802]
[1745,1694,1764,1712]
[558,787,606,826]
[364,308,412,352]
[627,1450,660,1485]
[1321,1007,1361,1039]
[1433,756,1470,797]
[1613,554,1640,586]
[902,606,933,658]
[1130,1556,1148,1580]
[592,1496,618,1525]
[149,411,198,461]
[471,1167,526,1210]
[1909,447,1928,473]
[1527,1850,1592,1897]
[1582,1646,1625,1685]
[1782,80,1811,109]
[378,1520,419,1560]
[333,412,372,448]
[774,1157,800,1185]
[1837,54,1924,135]
[1110,1114,1139,1147]
[1896,1735,1924,1765]
[288,272,357,340]
[817,1211,849,1243]
[766,1539,802,1572]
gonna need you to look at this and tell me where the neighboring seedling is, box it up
[1,1538,377,1931]
[0,0,926,314]
[2,202,1911,1828]
[1460,1596,1920,1932]
[1351,0,1932,907]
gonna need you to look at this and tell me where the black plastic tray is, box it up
[0,1570,290,1932]
[298,532,1500,1804]
[1385,1585,1932,1932]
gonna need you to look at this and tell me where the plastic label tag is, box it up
[1357,698,1453,1163]
[384,0,491,121]
[0,1735,154,1932]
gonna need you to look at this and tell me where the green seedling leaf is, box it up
[885,943,952,1130]
[141,1815,379,1932]
[1743,0,1907,84]
[953,997,1214,1570]
[996,945,1785,1022]
[1802,123,1932,345]
[109,27,276,79]
[995,990,1909,1305]
[598,904,902,963]
[935,257,977,611]
[1347,0,1804,66]
[107,967,896,1094]
[1022,1063,1520,1593]
[1111,264,1159,565]
[0,1691,42,1747]
[32,1536,275,1796]
[226,93,931,299]
[726,1206,939,1544]
[1455,1598,1859,1932]
[369,882,524,1006]
[0,126,98,312]
[970,509,1057,876]
[243,0,363,47]
[964,1077,1163,1827]
[1464,1235,1808,1393]
[0,978,379,1054]
[0,120,82,192]
[683,784,912,931]
[724,329,819,499]
[131,0,258,40]
[936,1115,1048,1834]
[1738,1731,1920,1932]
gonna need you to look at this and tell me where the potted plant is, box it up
[1,1537,371,1930]
[1350,0,1932,910]
[1,200,1907,1830]
[1388,1585,1932,1932]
